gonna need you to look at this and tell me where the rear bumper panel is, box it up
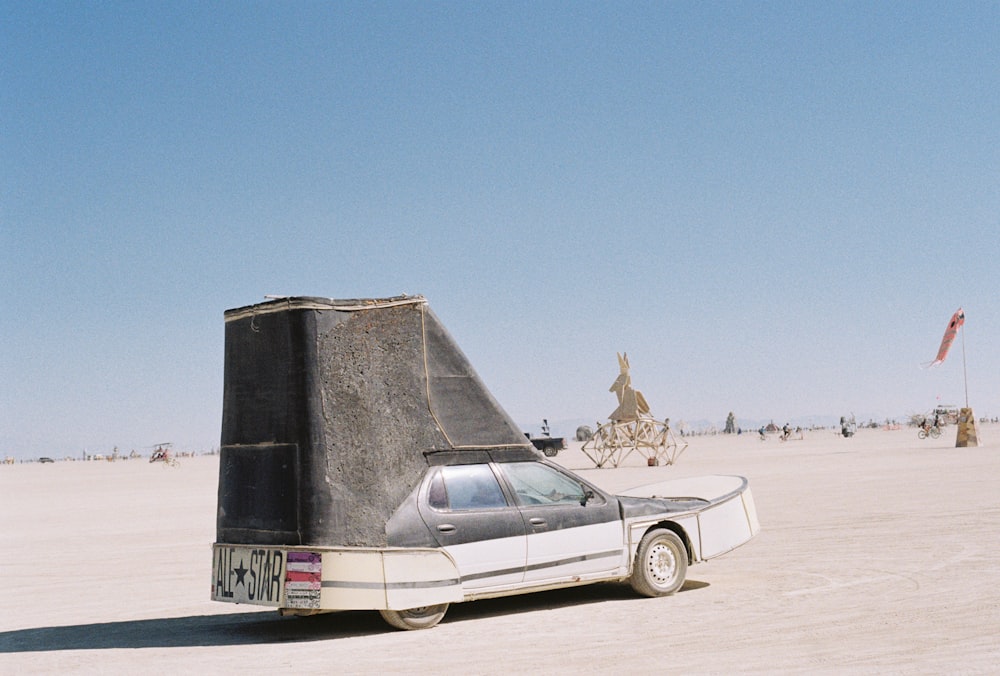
[211,544,463,611]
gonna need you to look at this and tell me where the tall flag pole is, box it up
[961,319,969,409]
[925,306,980,448]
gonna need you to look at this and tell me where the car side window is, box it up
[501,462,599,506]
[428,464,509,511]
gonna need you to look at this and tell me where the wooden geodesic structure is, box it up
[581,353,687,468]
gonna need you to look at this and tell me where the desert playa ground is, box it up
[2,425,999,674]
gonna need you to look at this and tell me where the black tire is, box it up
[918,429,928,440]
[630,528,688,597]
[543,446,558,457]
[378,603,449,630]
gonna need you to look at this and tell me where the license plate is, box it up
[212,545,321,608]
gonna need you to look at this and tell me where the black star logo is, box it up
[234,559,249,587]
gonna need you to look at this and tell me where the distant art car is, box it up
[525,419,567,457]
[211,296,759,630]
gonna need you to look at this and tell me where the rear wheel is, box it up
[630,528,687,597]
[378,603,449,630]
[543,445,558,457]
[918,429,928,439]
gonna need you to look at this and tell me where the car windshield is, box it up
[500,462,592,506]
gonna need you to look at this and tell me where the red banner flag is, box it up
[928,308,965,367]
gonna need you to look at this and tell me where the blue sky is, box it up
[3,2,998,458]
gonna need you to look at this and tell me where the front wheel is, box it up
[918,429,928,439]
[379,603,449,630]
[630,528,688,597]
[930,427,941,439]
[542,446,558,457]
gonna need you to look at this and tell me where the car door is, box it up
[416,463,527,590]
[498,461,626,584]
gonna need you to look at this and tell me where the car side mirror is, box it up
[581,489,594,506]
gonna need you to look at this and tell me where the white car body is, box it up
[212,468,758,613]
